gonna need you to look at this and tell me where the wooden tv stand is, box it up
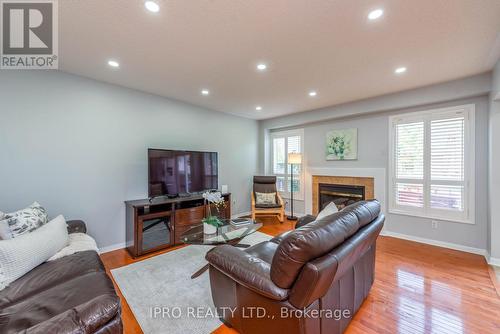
[125,193,231,258]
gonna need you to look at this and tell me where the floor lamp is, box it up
[287,152,302,220]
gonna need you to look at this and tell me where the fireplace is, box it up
[312,175,374,215]
[319,183,365,211]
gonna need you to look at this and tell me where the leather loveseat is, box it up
[206,200,384,334]
[0,220,122,334]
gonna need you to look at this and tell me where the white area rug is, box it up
[111,231,271,334]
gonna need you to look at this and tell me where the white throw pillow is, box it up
[0,219,12,240]
[4,202,49,238]
[316,201,339,221]
[0,211,11,240]
[0,215,69,291]
[48,233,98,261]
[255,192,277,205]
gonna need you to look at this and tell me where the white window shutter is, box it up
[430,117,465,211]
[269,129,304,200]
[430,117,464,182]
[272,137,285,175]
[394,121,424,208]
[389,105,473,223]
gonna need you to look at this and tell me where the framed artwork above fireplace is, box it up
[326,128,358,160]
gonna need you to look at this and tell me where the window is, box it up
[388,104,475,223]
[270,129,304,200]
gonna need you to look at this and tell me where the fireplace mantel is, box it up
[305,167,386,215]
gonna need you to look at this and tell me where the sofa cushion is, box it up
[0,271,120,334]
[0,250,119,334]
[19,294,121,334]
[0,250,104,308]
[244,241,279,264]
[270,230,292,244]
[270,200,380,289]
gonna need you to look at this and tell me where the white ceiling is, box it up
[59,0,500,120]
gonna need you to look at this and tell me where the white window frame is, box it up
[269,129,305,201]
[388,104,475,224]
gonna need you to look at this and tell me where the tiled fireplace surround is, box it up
[313,175,374,215]
[304,168,386,216]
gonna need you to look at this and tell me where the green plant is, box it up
[202,215,223,227]
[202,191,227,227]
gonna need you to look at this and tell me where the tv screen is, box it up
[148,149,218,197]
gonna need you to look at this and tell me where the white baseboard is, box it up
[486,254,500,266]
[380,230,487,256]
[231,211,306,219]
[285,211,305,217]
[99,242,127,254]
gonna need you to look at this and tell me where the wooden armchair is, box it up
[251,176,285,223]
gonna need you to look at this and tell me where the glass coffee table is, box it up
[181,219,262,278]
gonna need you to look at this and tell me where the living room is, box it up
[1,1,500,333]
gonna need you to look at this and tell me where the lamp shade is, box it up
[288,152,302,164]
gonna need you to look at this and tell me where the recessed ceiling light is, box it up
[395,67,407,74]
[308,91,317,97]
[145,1,160,13]
[256,63,267,71]
[107,60,120,68]
[255,106,262,111]
[201,89,210,96]
[368,9,384,20]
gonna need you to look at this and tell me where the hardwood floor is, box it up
[100,217,500,334]
[489,265,500,297]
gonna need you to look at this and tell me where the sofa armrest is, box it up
[206,245,289,301]
[295,214,316,229]
[67,220,87,234]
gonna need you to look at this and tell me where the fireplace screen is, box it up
[319,183,365,211]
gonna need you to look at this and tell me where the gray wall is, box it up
[260,75,491,250]
[489,60,500,259]
[0,71,259,250]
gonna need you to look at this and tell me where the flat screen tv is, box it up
[148,149,218,197]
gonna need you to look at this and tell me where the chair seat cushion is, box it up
[255,203,282,209]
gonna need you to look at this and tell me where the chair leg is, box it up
[279,210,284,223]
[251,210,256,221]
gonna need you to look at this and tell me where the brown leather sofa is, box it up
[0,220,122,334]
[206,200,384,334]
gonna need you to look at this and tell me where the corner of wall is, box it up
[488,58,500,258]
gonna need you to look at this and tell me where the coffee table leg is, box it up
[191,263,210,279]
